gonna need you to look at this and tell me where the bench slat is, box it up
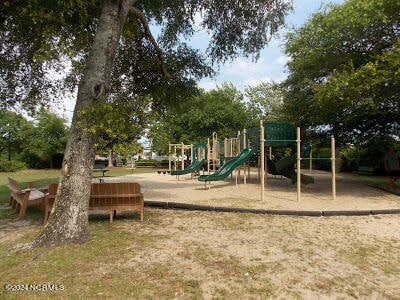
[355,166,374,175]
[45,182,144,224]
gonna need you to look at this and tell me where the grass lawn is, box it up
[0,167,159,206]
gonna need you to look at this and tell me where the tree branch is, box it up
[131,7,172,79]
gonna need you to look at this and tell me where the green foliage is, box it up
[0,0,101,111]
[0,109,68,169]
[283,0,400,145]
[82,98,149,155]
[148,0,293,62]
[19,109,68,168]
[112,141,143,158]
[310,147,332,171]
[0,110,33,161]
[148,84,253,153]
[339,137,398,173]
[135,159,160,167]
[244,81,285,124]
[1,0,292,114]
[0,159,27,172]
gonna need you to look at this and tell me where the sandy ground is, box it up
[105,169,400,212]
[104,170,400,298]
[1,169,400,298]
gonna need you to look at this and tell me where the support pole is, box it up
[331,136,336,200]
[207,138,211,175]
[181,142,184,170]
[235,168,238,187]
[174,145,177,171]
[297,127,301,202]
[244,165,247,184]
[168,144,171,172]
[191,145,193,165]
[260,120,265,202]
[224,138,228,161]
[243,129,247,184]
[309,144,313,174]
[243,129,247,149]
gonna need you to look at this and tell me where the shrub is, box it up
[311,147,332,171]
[135,159,160,167]
[339,138,399,174]
[0,159,27,172]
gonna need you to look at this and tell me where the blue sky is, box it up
[198,0,345,91]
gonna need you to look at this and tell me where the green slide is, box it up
[275,155,314,185]
[171,159,205,175]
[198,148,257,182]
[273,142,314,185]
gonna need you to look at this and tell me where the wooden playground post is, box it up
[174,145,177,171]
[212,132,218,171]
[207,138,211,175]
[331,136,336,200]
[260,120,265,202]
[168,143,172,172]
[181,142,184,170]
[296,127,301,202]
[224,138,228,160]
[243,129,247,185]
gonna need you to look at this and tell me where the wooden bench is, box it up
[93,162,109,177]
[355,166,374,175]
[44,182,144,224]
[7,177,45,220]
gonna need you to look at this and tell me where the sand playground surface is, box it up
[102,170,400,298]
[106,169,400,212]
[1,170,400,298]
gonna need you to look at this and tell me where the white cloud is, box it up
[196,0,345,92]
[276,55,290,66]
[198,80,218,91]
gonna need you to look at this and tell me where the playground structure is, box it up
[170,143,207,177]
[206,132,221,172]
[168,131,241,177]
[166,121,336,203]
[258,121,336,202]
[196,121,336,202]
[168,143,192,172]
[198,129,252,186]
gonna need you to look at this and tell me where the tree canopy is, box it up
[0,110,31,161]
[0,109,68,169]
[244,81,285,124]
[282,0,400,145]
[1,0,294,247]
[1,0,292,112]
[148,83,252,153]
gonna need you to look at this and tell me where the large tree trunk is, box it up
[29,0,132,248]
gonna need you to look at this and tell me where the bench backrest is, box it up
[7,177,22,194]
[91,182,142,195]
[47,182,142,197]
[94,162,107,169]
[47,183,59,198]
